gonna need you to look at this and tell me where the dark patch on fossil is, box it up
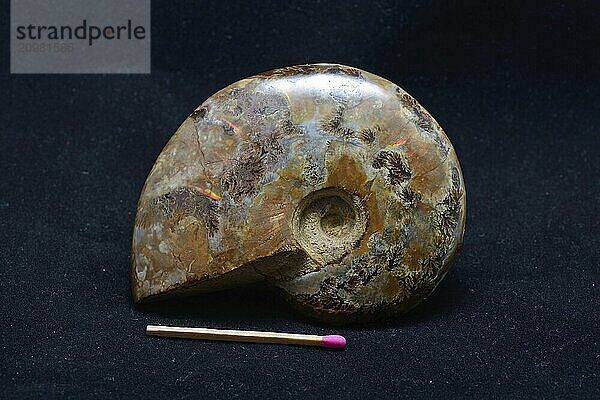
[258,64,363,80]
[220,145,266,201]
[221,122,236,136]
[248,129,285,166]
[401,271,429,294]
[189,106,208,121]
[302,159,326,186]
[412,243,447,287]
[319,276,348,309]
[382,173,462,294]
[396,89,435,131]
[419,167,463,273]
[258,65,321,78]
[357,125,381,144]
[220,118,294,202]
[152,187,220,236]
[250,121,298,171]
[240,90,287,119]
[319,228,410,298]
[433,134,451,157]
[338,260,382,291]
[320,105,355,138]
[418,257,439,280]
[278,119,304,137]
[396,88,450,156]
[322,65,363,79]
[372,150,412,185]
[436,167,462,243]
[396,185,421,209]
[293,292,352,317]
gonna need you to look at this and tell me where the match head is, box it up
[321,335,346,349]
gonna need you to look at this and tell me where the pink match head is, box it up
[321,335,346,349]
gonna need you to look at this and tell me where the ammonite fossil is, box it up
[132,64,466,324]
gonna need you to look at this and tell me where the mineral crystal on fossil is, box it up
[131,64,466,324]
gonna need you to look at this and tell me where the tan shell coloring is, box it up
[131,64,466,324]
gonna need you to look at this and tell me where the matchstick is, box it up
[146,325,346,349]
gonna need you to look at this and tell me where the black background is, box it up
[2,1,599,398]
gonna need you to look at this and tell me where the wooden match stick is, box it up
[146,325,346,349]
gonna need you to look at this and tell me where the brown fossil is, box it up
[131,64,466,324]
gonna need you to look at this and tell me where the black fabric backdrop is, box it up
[1,1,599,398]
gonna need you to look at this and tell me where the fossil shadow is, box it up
[135,268,467,330]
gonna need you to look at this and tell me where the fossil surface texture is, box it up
[131,64,466,324]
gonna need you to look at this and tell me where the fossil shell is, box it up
[131,64,466,324]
